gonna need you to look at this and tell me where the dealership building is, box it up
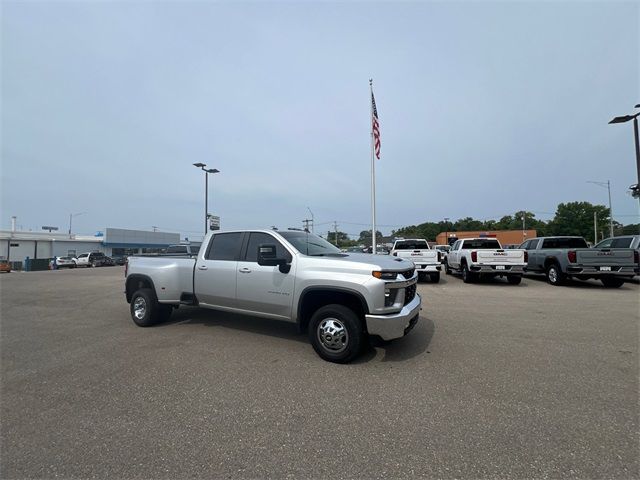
[0,227,180,263]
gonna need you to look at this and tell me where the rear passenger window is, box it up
[527,240,539,250]
[206,233,243,261]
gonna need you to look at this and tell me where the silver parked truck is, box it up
[125,229,422,363]
[520,236,639,287]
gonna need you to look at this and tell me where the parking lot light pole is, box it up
[609,105,640,199]
[193,163,220,235]
[68,211,87,236]
[443,217,450,245]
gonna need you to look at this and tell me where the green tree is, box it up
[358,230,383,246]
[622,223,640,235]
[326,231,351,245]
[548,202,610,243]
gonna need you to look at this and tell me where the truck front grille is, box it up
[404,283,416,305]
[400,268,415,279]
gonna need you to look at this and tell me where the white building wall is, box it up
[52,241,103,257]
[7,240,37,262]
[36,242,52,259]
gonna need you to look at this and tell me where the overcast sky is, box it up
[1,1,638,240]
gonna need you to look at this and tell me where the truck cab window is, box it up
[206,233,243,261]
[244,233,288,262]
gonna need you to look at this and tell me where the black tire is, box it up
[430,272,440,283]
[444,260,451,275]
[507,275,522,285]
[546,263,565,286]
[462,263,474,283]
[130,288,170,327]
[308,304,364,363]
[601,277,625,288]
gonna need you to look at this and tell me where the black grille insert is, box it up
[404,283,416,305]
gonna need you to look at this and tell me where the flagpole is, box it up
[370,78,377,255]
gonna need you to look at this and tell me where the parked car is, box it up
[102,256,116,266]
[75,252,107,267]
[0,259,11,273]
[391,239,441,283]
[125,229,421,363]
[519,236,638,287]
[445,238,526,284]
[114,256,128,265]
[55,256,77,268]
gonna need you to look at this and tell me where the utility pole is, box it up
[152,226,158,232]
[307,207,315,233]
[302,219,311,232]
[521,213,526,243]
[333,221,339,247]
[593,211,598,244]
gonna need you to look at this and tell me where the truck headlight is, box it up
[373,271,397,280]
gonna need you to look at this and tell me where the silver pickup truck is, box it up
[125,229,422,363]
[520,236,639,287]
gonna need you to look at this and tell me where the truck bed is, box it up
[127,256,196,303]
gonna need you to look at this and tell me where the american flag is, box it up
[371,90,381,159]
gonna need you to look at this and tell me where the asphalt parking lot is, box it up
[1,267,638,479]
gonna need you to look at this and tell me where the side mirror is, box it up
[257,244,291,273]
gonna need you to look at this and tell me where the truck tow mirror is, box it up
[257,244,290,273]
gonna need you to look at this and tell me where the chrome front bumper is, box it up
[365,294,421,341]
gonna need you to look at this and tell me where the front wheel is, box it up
[444,261,451,275]
[601,277,625,288]
[430,272,441,283]
[507,275,522,285]
[309,304,364,363]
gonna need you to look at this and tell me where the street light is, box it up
[193,163,220,235]
[609,105,640,199]
[587,180,614,238]
[68,211,87,235]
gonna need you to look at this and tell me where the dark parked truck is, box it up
[520,236,639,287]
[125,229,422,363]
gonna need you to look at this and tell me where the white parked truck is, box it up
[445,237,526,284]
[125,229,422,363]
[390,239,441,283]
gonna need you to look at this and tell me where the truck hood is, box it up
[311,253,414,271]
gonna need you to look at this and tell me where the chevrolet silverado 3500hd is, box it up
[125,229,422,363]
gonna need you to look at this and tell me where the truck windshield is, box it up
[279,231,344,256]
[462,239,501,249]
[394,240,428,250]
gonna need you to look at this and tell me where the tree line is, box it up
[326,202,639,247]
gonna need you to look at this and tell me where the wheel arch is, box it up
[125,274,157,303]
[297,287,369,333]
[544,256,560,269]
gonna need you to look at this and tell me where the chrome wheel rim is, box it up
[317,318,348,353]
[133,297,147,320]
[549,268,557,283]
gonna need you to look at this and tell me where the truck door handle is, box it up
[239,267,252,273]
[197,265,208,270]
